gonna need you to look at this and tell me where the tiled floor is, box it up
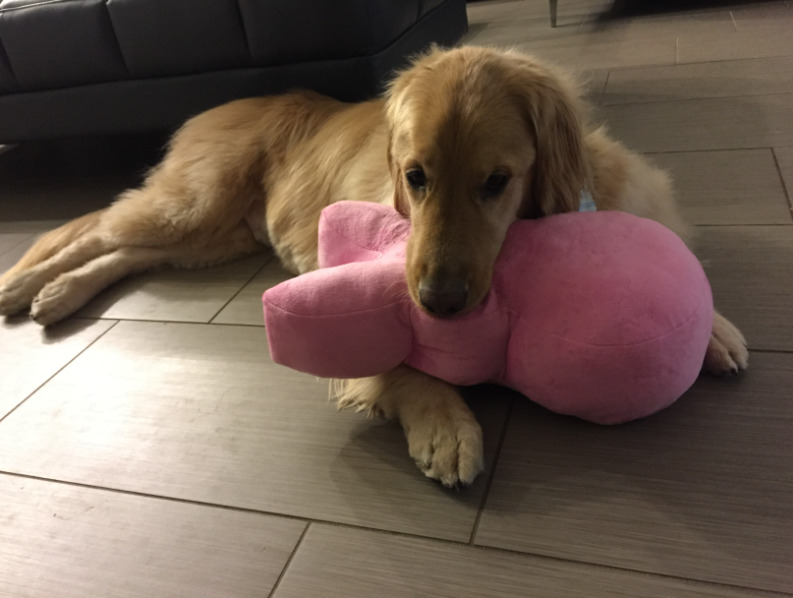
[2,1,792,596]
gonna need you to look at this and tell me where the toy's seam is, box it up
[264,298,404,319]
[523,290,711,349]
[321,215,408,258]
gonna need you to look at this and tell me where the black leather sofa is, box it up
[0,0,468,143]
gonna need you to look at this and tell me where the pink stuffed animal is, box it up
[263,201,713,425]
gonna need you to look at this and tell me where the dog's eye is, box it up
[483,173,509,199]
[406,168,427,191]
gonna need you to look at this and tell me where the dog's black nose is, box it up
[419,279,468,317]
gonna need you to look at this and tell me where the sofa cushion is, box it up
[0,0,127,92]
[238,0,421,66]
[106,0,251,78]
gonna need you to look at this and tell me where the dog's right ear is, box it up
[388,138,410,217]
[384,47,445,218]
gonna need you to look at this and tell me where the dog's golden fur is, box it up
[0,46,747,487]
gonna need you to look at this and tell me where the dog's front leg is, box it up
[334,366,484,488]
[704,310,749,375]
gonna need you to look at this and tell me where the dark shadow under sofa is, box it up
[0,0,468,143]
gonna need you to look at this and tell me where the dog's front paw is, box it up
[405,411,484,488]
[333,370,485,488]
[704,312,748,376]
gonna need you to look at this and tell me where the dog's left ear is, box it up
[509,56,592,217]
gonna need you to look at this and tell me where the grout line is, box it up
[469,395,515,545]
[770,148,793,220]
[0,470,312,523]
[0,319,120,425]
[267,522,311,598]
[693,223,793,228]
[600,69,611,96]
[743,348,793,356]
[600,89,793,109]
[200,320,266,328]
[644,146,776,156]
[208,252,274,325]
[600,54,793,83]
[76,316,265,328]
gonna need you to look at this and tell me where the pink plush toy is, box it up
[262,201,713,425]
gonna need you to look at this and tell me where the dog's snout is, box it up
[418,278,468,317]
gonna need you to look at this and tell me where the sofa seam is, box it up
[232,0,253,62]
[0,35,18,90]
[102,0,131,77]
[0,0,68,13]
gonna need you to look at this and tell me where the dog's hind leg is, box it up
[28,245,172,324]
[28,223,261,325]
[0,215,112,317]
[0,210,104,288]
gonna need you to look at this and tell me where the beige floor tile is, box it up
[0,232,31,260]
[466,21,677,71]
[212,256,293,326]
[593,6,737,39]
[600,93,793,153]
[603,56,793,105]
[696,225,793,352]
[0,234,33,282]
[466,0,740,70]
[75,253,269,323]
[581,67,610,100]
[648,149,792,225]
[0,318,115,419]
[274,524,776,598]
[678,22,793,63]
[0,474,306,598]
[474,352,793,593]
[466,0,612,26]
[523,35,676,71]
[0,321,511,541]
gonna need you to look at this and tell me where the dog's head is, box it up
[386,46,591,317]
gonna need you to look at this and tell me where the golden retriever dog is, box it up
[0,46,747,487]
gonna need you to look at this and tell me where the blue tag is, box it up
[578,190,597,212]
